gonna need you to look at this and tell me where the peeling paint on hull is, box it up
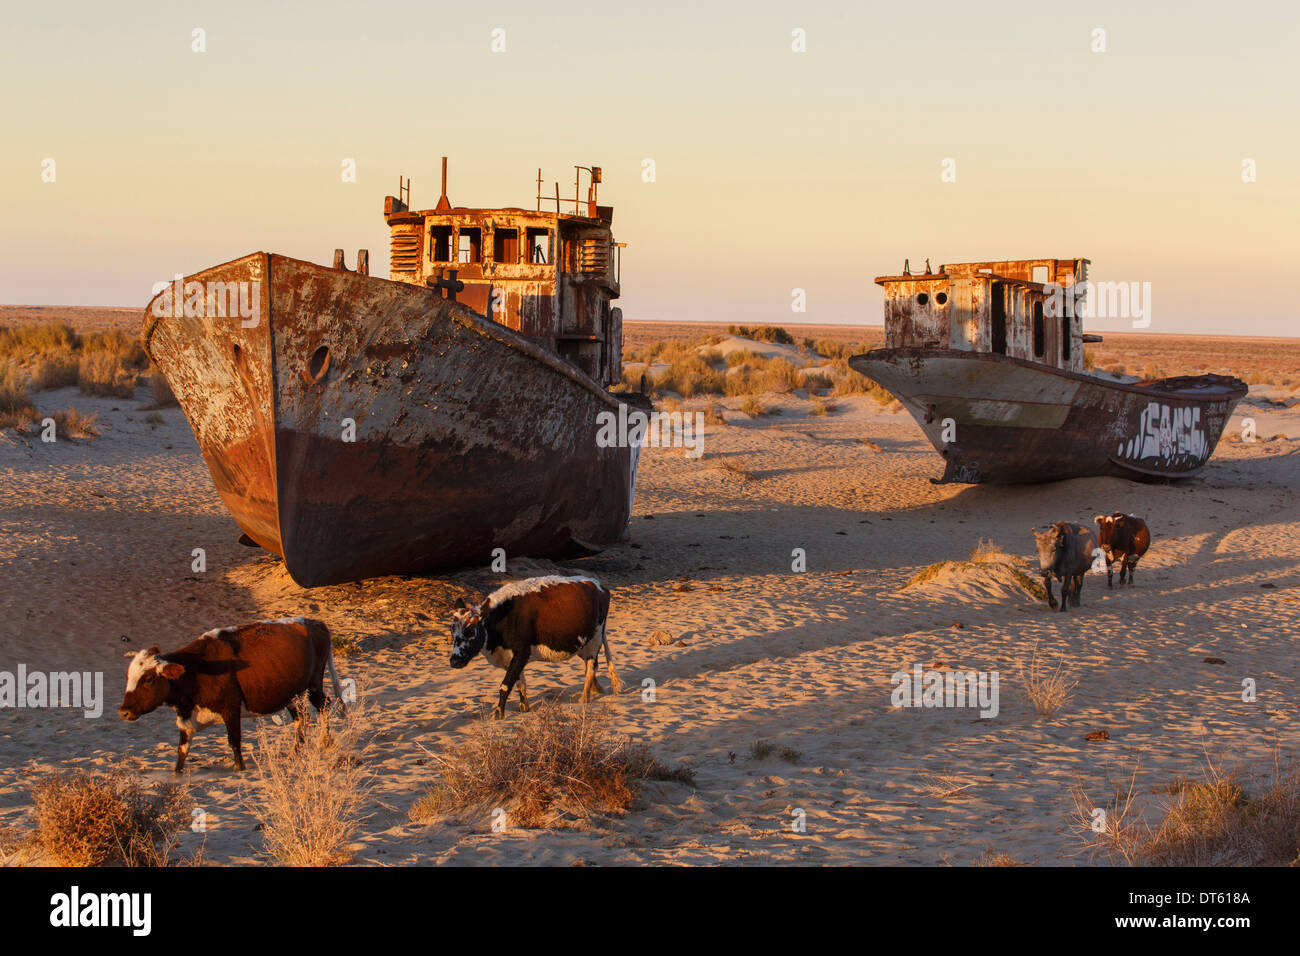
[143,252,642,587]
[849,348,1248,485]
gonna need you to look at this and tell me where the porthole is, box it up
[935,292,948,305]
[917,293,929,306]
[306,345,331,383]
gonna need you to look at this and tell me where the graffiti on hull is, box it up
[1117,400,1208,469]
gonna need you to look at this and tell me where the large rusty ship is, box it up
[144,161,645,587]
[849,258,1248,484]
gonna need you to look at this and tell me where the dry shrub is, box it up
[30,354,79,390]
[0,363,36,428]
[725,348,759,367]
[141,368,178,408]
[810,397,837,417]
[740,395,767,417]
[79,351,137,398]
[245,696,372,866]
[82,328,148,367]
[411,703,693,829]
[655,355,725,398]
[727,324,794,345]
[29,769,191,866]
[0,322,79,356]
[50,407,101,440]
[1071,756,1300,866]
[970,538,1013,563]
[1019,641,1075,718]
[704,404,727,427]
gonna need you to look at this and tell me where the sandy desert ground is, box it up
[1,322,1298,865]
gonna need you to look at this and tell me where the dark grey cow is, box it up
[1032,522,1098,613]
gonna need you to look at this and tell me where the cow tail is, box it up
[599,588,623,694]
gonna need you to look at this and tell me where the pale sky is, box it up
[2,0,1297,335]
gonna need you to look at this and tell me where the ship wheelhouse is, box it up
[875,258,1092,374]
[384,160,624,387]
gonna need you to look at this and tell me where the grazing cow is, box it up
[1094,513,1151,588]
[448,576,622,719]
[119,617,343,773]
[1032,522,1098,613]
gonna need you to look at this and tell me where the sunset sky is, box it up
[2,0,1297,334]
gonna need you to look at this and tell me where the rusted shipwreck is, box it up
[144,161,645,587]
[848,258,1248,484]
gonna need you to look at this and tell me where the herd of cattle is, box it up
[117,518,1150,771]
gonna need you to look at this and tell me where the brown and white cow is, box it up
[119,617,343,772]
[448,576,622,718]
[1094,513,1151,587]
[1032,521,1098,612]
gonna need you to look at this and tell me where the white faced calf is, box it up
[448,576,622,718]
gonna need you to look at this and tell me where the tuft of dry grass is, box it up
[1019,641,1076,718]
[78,351,138,398]
[411,703,694,829]
[740,395,767,418]
[245,695,372,866]
[710,457,754,481]
[28,769,192,866]
[810,397,837,417]
[969,537,1013,563]
[973,849,1024,866]
[747,739,802,763]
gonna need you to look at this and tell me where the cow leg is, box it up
[495,653,529,720]
[1073,574,1084,607]
[174,717,193,774]
[581,656,604,703]
[286,699,306,749]
[517,674,530,713]
[225,711,245,771]
[1106,558,1114,588]
[1058,576,1070,612]
[1127,557,1138,585]
[1043,575,1057,609]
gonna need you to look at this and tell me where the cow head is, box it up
[448,598,489,669]
[119,647,184,720]
[1031,526,1066,573]
[1094,514,1117,550]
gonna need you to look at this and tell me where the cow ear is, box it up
[147,645,161,656]
[158,661,184,679]
[123,650,138,658]
[453,597,466,610]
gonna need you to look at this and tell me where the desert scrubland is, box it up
[1,313,1298,866]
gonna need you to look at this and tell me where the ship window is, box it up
[935,292,948,305]
[430,226,453,262]
[458,228,482,264]
[990,282,1007,355]
[493,228,518,264]
[1032,265,1049,284]
[527,228,550,264]
[1061,316,1072,362]
[917,292,929,306]
[1033,302,1045,358]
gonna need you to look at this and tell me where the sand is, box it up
[2,367,1298,865]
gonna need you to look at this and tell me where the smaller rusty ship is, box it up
[849,258,1248,484]
[145,160,646,587]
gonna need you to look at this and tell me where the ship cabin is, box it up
[875,258,1092,374]
[384,159,624,387]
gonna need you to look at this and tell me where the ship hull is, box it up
[849,348,1248,484]
[144,253,641,587]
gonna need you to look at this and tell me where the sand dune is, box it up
[1,376,1298,865]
